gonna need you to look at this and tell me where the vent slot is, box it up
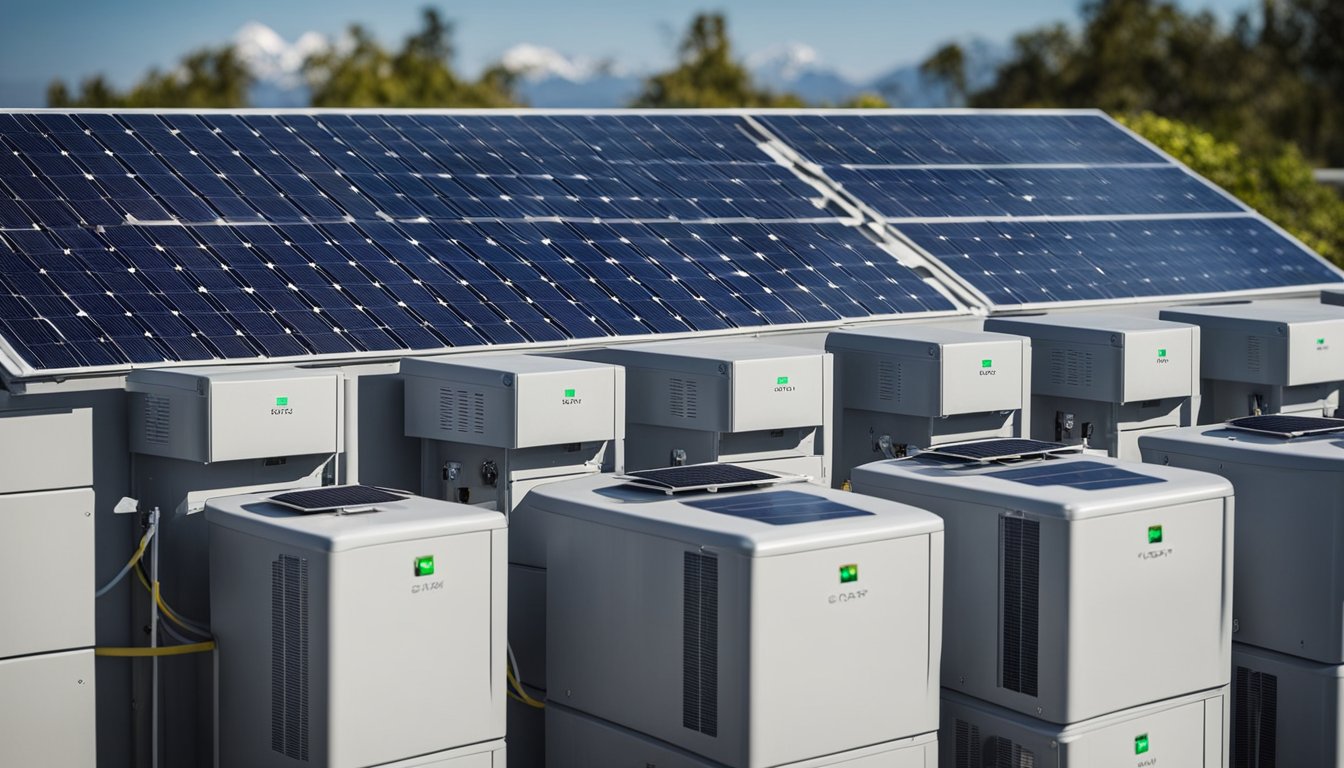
[1233,665,1278,768]
[988,736,1036,768]
[682,551,718,737]
[143,394,171,445]
[271,554,310,762]
[669,377,699,420]
[1246,335,1263,374]
[954,719,982,768]
[438,388,487,435]
[878,359,901,402]
[1000,516,1040,697]
[1048,348,1094,390]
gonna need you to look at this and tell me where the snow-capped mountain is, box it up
[746,43,857,105]
[499,43,642,107]
[234,22,326,107]
[867,37,1010,107]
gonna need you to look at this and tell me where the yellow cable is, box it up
[96,641,216,657]
[507,667,545,709]
[133,562,206,637]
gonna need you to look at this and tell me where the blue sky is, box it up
[1,0,1254,103]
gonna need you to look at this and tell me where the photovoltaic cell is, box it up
[684,490,874,525]
[988,460,1165,491]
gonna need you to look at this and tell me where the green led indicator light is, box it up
[981,359,992,368]
[414,555,435,577]
[1157,349,1167,358]
[564,388,576,398]
[275,396,288,406]
[1135,734,1150,755]
[839,564,858,583]
[1148,525,1163,544]
[777,376,789,385]
[1318,338,1326,345]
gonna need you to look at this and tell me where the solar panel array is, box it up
[0,109,1339,377]
[757,113,1342,308]
[0,112,956,374]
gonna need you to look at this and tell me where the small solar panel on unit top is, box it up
[989,460,1164,491]
[684,490,874,525]
[1224,414,1344,439]
[922,438,1079,463]
[620,463,792,494]
[269,485,408,513]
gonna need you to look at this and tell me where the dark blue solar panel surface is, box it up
[829,166,1241,219]
[758,113,1165,166]
[0,112,956,372]
[988,460,1165,490]
[898,217,1341,305]
[684,489,874,525]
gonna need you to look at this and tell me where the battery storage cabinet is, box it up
[849,441,1233,766]
[824,325,1029,486]
[984,313,1199,460]
[206,487,507,768]
[515,471,944,768]
[1160,302,1344,421]
[1141,416,1344,767]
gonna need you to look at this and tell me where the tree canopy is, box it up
[47,46,252,108]
[633,13,803,108]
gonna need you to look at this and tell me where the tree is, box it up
[634,13,803,108]
[48,46,252,108]
[919,44,968,106]
[1121,112,1344,262]
[304,8,519,108]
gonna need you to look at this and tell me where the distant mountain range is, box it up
[236,23,1009,110]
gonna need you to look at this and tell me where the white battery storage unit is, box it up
[563,339,832,483]
[0,407,96,768]
[850,440,1233,726]
[1160,302,1344,420]
[517,469,944,768]
[1231,642,1344,768]
[984,313,1199,460]
[401,352,625,768]
[1140,416,1344,664]
[825,325,1029,485]
[207,486,507,768]
[941,686,1229,768]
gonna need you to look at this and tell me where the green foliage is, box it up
[47,46,252,108]
[634,13,802,108]
[841,93,890,109]
[919,44,968,106]
[304,8,519,107]
[1121,112,1344,262]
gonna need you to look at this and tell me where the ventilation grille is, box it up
[1048,348,1095,390]
[682,551,718,737]
[1246,335,1263,374]
[669,377,699,420]
[988,736,1037,768]
[1000,516,1040,697]
[143,394,171,445]
[954,719,982,768]
[271,554,310,762]
[878,359,901,402]
[438,387,486,435]
[1233,665,1278,768]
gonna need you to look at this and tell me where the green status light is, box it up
[275,396,288,406]
[981,359,993,368]
[1318,338,1327,346]
[1135,734,1150,755]
[564,388,576,398]
[1148,525,1163,544]
[414,555,435,577]
[1158,348,1167,358]
[777,376,789,385]
[839,564,858,583]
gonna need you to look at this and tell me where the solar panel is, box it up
[684,490,874,525]
[269,485,407,513]
[988,460,1164,490]
[1224,414,1344,439]
[0,111,957,375]
[756,112,1344,308]
[921,438,1078,463]
[619,463,797,494]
